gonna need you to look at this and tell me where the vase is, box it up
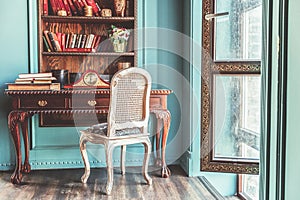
[114,0,126,17]
[113,41,127,52]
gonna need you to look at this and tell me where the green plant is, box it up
[109,25,130,44]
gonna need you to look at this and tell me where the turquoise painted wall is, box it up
[0,0,29,170]
[285,0,300,199]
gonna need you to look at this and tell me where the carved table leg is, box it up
[152,109,171,178]
[20,114,31,173]
[8,111,32,184]
[155,119,162,167]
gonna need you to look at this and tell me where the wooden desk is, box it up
[5,89,172,184]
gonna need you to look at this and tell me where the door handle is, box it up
[205,12,229,21]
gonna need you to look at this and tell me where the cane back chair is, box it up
[79,67,152,195]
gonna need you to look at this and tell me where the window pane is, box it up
[241,174,259,199]
[215,0,262,60]
[213,75,260,160]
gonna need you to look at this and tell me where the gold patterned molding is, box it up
[200,0,259,174]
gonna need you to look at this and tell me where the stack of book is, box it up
[44,0,101,16]
[6,72,60,90]
[43,31,102,53]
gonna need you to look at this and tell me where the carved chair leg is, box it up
[161,112,171,178]
[142,138,152,185]
[80,136,90,183]
[105,143,115,195]
[120,145,126,175]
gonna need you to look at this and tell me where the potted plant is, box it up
[109,25,130,52]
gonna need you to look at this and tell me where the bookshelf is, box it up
[38,0,137,77]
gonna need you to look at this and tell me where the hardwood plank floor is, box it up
[0,165,240,200]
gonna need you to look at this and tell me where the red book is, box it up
[67,0,77,15]
[61,33,66,51]
[43,0,48,15]
[92,35,101,51]
[86,0,100,16]
[57,0,66,11]
[77,0,85,8]
[73,0,83,15]
[64,48,93,52]
[49,0,58,14]
[81,0,88,7]
[56,32,62,50]
[91,35,98,49]
[62,0,72,15]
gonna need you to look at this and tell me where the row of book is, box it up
[43,31,102,52]
[6,73,60,91]
[44,0,100,16]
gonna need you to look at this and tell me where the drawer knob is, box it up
[88,100,97,107]
[38,100,48,107]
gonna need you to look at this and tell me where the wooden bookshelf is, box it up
[38,0,137,76]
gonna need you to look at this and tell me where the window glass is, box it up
[213,74,260,160]
[215,0,262,60]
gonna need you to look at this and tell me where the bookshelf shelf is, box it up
[42,52,135,56]
[42,16,135,23]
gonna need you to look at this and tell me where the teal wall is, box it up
[0,0,29,170]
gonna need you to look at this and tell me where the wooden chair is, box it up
[79,67,152,195]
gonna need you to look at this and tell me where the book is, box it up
[92,35,101,51]
[18,72,52,79]
[43,0,48,15]
[15,78,33,84]
[42,36,51,52]
[15,76,56,83]
[49,0,58,15]
[65,33,70,49]
[73,0,83,15]
[57,0,66,12]
[67,0,78,15]
[86,0,100,16]
[61,33,66,51]
[33,80,53,84]
[56,32,63,50]
[69,33,77,48]
[43,30,54,51]
[33,77,57,84]
[74,34,82,48]
[47,32,62,51]
[81,0,88,7]
[62,0,72,16]
[80,34,87,48]
[6,83,60,91]
[85,34,95,48]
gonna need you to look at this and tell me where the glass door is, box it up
[200,0,262,190]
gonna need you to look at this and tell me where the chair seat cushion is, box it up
[87,123,142,137]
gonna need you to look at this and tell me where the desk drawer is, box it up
[69,97,109,109]
[19,96,66,109]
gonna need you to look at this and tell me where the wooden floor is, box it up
[0,165,240,200]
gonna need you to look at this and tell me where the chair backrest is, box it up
[107,67,151,137]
